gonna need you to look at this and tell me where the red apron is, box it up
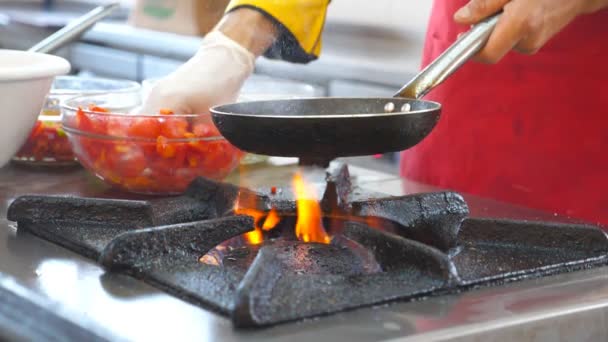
[400,1,608,226]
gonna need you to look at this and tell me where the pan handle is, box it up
[28,3,120,54]
[394,13,501,99]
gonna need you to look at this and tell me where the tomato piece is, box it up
[160,117,189,138]
[50,136,73,159]
[106,144,147,178]
[187,154,199,168]
[192,122,220,138]
[75,107,93,129]
[159,108,174,115]
[30,121,44,138]
[106,117,129,137]
[139,140,158,157]
[170,143,188,169]
[88,105,109,113]
[186,139,211,154]
[128,117,161,139]
[15,120,78,162]
[198,142,224,170]
[32,138,49,161]
[75,107,107,134]
[156,136,176,158]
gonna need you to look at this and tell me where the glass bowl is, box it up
[62,94,243,195]
[12,76,141,167]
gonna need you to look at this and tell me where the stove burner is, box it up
[7,165,608,328]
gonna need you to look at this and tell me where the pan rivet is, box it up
[401,103,412,112]
[384,102,395,113]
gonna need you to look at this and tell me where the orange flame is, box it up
[234,192,281,245]
[293,172,331,244]
[262,208,281,231]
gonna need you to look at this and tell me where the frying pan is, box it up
[211,14,501,167]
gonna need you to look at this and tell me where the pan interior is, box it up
[212,98,441,118]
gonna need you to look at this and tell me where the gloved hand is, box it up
[140,31,256,114]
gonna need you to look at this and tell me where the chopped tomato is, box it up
[88,105,109,113]
[159,108,174,115]
[192,122,220,137]
[106,117,129,137]
[106,144,147,178]
[14,120,76,163]
[128,117,161,139]
[160,117,189,138]
[156,136,176,158]
[75,107,107,134]
[68,106,242,194]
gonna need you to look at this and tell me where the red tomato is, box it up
[15,121,76,162]
[68,106,242,194]
[192,122,220,138]
[128,117,161,139]
[139,140,158,156]
[30,121,44,137]
[198,141,225,171]
[156,136,176,158]
[105,144,147,178]
[170,143,188,169]
[88,105,109,113]
[75,108,107,134]
[160,117,189,138]
[106,117,129,137]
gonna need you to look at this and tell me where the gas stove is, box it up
[2,163,608,341]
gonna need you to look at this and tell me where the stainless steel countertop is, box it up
[1,163,608,342]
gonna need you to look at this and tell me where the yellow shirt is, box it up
[226,0,330,63]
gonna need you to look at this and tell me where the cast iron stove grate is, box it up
[7,166,608,328]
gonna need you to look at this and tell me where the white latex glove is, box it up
[140,31,255,114]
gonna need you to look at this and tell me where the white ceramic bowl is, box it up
[0,50,70,167]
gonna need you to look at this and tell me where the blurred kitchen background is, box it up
[0,0,433,175]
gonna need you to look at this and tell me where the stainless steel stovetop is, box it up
[1,163,608,342]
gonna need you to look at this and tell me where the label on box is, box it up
[141,0,177,19]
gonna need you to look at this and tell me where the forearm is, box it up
[215,8,278,57]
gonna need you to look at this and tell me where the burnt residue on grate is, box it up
[351,192,469,252]
[7,165,608,328]
[233,222,454,327]
[454,218,608,283]
[99,216,254,273]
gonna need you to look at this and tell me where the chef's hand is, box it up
[140,9,277,114]
[454,0,608,63]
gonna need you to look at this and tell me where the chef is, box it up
[142,0,608,226]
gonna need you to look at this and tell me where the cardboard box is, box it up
[129,0,230,36]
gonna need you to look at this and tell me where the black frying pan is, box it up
[211,14,501,167]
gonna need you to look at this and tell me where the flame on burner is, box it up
[232,171,330,245]
[262,208,281,231]
[293,172,331,244]
[234,193,281,245]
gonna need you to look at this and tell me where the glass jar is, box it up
[12,76,141,167]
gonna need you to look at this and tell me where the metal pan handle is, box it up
[28,2,120,54]
[394,13,501,99]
